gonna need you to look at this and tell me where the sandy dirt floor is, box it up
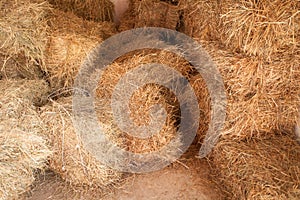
[24,148,223,200]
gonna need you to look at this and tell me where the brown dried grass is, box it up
[180,0,300,60]
[0,79,51,200]
[119,0,180,31]
[210,134,300,199]
[0,54,22,79]
[45,9,116,92]
[95,49,210,152]
[48,0,114,22]
[219,0,300,60]
[39,96,121,188]
[0,0,51,79]
[179,0,220,40]
[198,40,300,139]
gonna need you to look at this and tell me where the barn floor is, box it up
[24,147,223,200]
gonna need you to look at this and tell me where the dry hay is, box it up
[0,0,51,79]
[45,9,116,92]
[95,49,210,153]
[197,40,300,139]
[39,96,121,188]
[179,0,220,40]
[48,0,114,22]
[0,79,51,200]
[180,0,300,60]
[219,0,300,60]
[0,54,22,79]
[40,47,209,185]
[119,0,180,31]
[297,114,300,143]
[210,134,300,199]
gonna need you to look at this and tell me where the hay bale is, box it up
[119,0,180,31]
[40,47,209,183]
[219,0,300,59]
[211,134,300,199]
[0,79,51,200]
[48,0,114,22]
[45,9,116,92]
[0,130,51,200]
[179,0,220,40]
[198,40,300,139]
[180,0,300,60]
[95,49,210,151]
[0,0,51,79]
[39,97,121,187]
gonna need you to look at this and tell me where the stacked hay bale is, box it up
[0,0,51,79]
[44,9,116,92]
[218,0,299,59]
[39,97,121,188]
[179,0,220,40]
[119,0,181,31]
[178,0,300,198]
[40,8,122,189]
[198,40,300,139]
[0,79,51,200]
[180,0,300,59]
[211,134,300,199]
[48,0,114,22]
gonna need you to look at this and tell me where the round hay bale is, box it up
[0,79,51,200]
[199,40,300,139]
[45,9,116,92]
[210,134,300,199]
[0,0,51,79]
[48,0,114,22]
[119,0,180,31]
[39,96,121,188]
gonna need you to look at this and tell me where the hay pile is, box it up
[48,0,114,22]
[39,96,121,188]
[211,134,300,199]
[0,0,51,79]
[45,9,116,91]
[96,49,210,151]
[119,0,180,31]
[198,40,300,139]
[0,79,51,200]
[180,0,300,59]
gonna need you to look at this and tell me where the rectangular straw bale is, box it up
[199,40,300,139]
[0,79,51,200]
[119,0,180,31]
[48,0,114,22]
[44,9,116,92]
[211,134,300,199]
[0,0,51,78]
